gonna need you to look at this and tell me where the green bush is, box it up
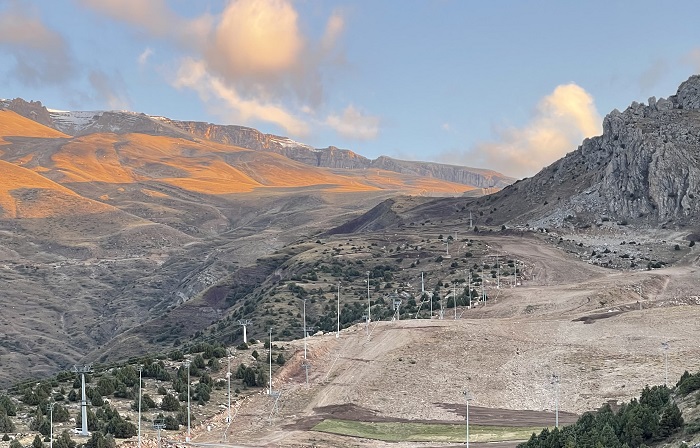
[160,394,180,411]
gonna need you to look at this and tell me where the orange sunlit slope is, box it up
[0,110,70,139]
[0,110,69,148]
[2,126,477,198]
[0,160,112,218]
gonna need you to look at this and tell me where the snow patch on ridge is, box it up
[49,110,104,133]
[269,135,317,152]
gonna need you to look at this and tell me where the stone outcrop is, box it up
[494,74,700,228]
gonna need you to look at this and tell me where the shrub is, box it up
[160,394,180,411]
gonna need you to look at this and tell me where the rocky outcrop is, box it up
[159,119,514,188]
[493,74,700,228]
[2,98,55,128]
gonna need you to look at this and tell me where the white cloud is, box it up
[205,0,304,80]
[174,58,309,137]
[138,47,153,66]
[82,0,359,135]
[441,83,602,179]
[322,12,345,52]
[325,105,380,140]
[0,0,75,86]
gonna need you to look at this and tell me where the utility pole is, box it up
[303,299,308,360]
[47,401,54,448]
[336,282,340,338]
[72,364,92,437]
[463,391,472,448]
[227,351,232,422]
[551,373,560,428]
[496,255,500,289]
[662,341,669,387]
[137,365,142,448]
[185,361,191,442]
[302,362,311,387]
[366,270,371,324]
[453,282,457,320]
[269,328,273,395]
[468,270,472,309]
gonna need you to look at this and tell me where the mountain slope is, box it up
[1,98,514,190]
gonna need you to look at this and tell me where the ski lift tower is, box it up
[392,297,402,321]
[153,418,166,448]
[238,319,252,344]
[72,364,92,436]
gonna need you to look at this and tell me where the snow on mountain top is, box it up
[269,135,316,151]
[49,110,104,131]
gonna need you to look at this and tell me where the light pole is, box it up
[303,299,308,360]
[366,271,371,324]
[336,282,340,338]
[227,351,232,422]
[551,373,560,428]
[47,401,54,448]
[463,391,472,447]
[662,341,669,387]
[137,365,142,448]
[72,364,92,437]
[269,328,273,395]
[185,361,191,442]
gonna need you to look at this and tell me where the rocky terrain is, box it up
[0,75,699,448]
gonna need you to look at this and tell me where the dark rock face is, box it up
[3,98,54,128]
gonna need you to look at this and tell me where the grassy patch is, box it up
[312,418,543,443]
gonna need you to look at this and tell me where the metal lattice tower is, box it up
[72,364,92,436]
[238,319,252,344]
[268,390,282,425]
[392,297,402,321]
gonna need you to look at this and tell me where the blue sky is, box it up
[1,0,699,178]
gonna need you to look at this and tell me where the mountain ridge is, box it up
[1,97,515,189]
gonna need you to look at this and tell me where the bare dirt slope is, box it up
[185,234,700,447]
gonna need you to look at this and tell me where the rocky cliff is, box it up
[485,74,700,228]
[159,119,513,188]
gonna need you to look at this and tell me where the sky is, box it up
[1,1,699,179]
